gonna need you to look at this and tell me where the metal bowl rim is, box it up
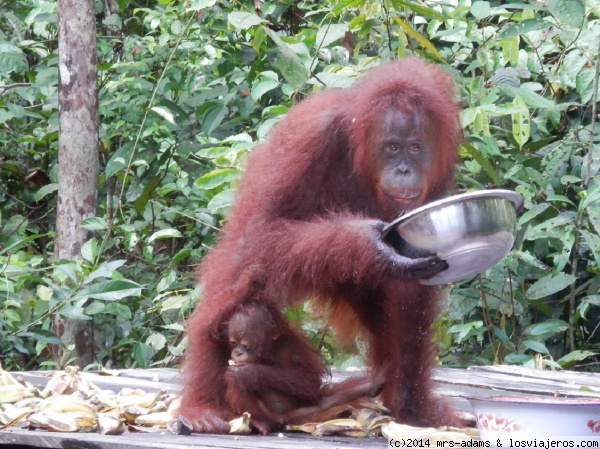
[467,396,600,407]
[383,189,524,236]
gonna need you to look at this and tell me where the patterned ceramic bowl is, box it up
[469,396,600,444]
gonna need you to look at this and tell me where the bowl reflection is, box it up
[384,190,523,285]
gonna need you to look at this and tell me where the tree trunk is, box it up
[53,0,99,368]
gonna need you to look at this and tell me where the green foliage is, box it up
[0,0,599,371]
[437,0,600,370]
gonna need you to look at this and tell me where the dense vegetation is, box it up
[0,0,598,372]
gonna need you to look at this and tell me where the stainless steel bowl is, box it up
[383,190,523,285]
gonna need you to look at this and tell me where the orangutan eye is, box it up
[387,143,400,154]
[409,144,421,154]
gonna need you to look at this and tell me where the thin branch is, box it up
[584,40,600,188]
[477,275,498,362]
[382,2,393,54]
[0,83,31,94]
[566,41,600,352]
[149,200,221,233]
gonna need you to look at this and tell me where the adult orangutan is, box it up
[180,56,462,433]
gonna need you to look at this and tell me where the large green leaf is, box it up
[74,280,143,301]
[207,189,235,214]
[83,260,127,285]
[202,104,228,136]
[81,238,99,264]
[497,18,547,40]
[0,234,52,256]
[526,273,576,300]
[187,0,216,9]
[133,342,154,368]
[511,95,530,149]
[228,12,264,30]
[105,142,134,178]
[160,295,189,312]
[526,319,569,336]
[80,217,108,231]
[150,106,175,125]
[521,339,549,354]
[59,303,92,321]
[264,28,310,89]
[518,203,550,226]
[546,0,584,27]
[0,43,28,73]
[557,350,596,367]
[33,183,58,202]
[251,80,280,102]
[391,0,445,21]
[131,174,162,213]
[393,16,442,60]
[316,23,348,48]
[332,0,364,15]
[511,87,557,109]
[148,229,183,243]
[194,168,239,190]
[20,329,63,345]
[470,1,491,20]
[576,68,599,104]
[461,142,500,184]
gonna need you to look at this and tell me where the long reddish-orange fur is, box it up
[180,56,462,431]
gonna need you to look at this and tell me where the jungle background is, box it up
[0,0,599,373]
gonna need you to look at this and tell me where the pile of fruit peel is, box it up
[0,363,478,442]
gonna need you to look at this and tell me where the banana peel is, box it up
[381,421,475,443]
[229,412,252,434]
[98,413,125,435]
[313,418,363,436]
[0,385,36,404]
[26,410,97,432]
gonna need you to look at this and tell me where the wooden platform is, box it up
[1,365,600,448]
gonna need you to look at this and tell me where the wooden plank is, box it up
[112,368,180,385]
[468,365,600,388]
[15,366,600,403]
[16,370,179,394]
[432,366,600,399]
[3,366,600,448]
[15,368,358,395]
[0,427,386,449]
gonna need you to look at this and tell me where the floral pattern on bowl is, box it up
[468,396,600,439]
[477,413,522,432]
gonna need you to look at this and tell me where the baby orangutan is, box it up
[224,299,383,434]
